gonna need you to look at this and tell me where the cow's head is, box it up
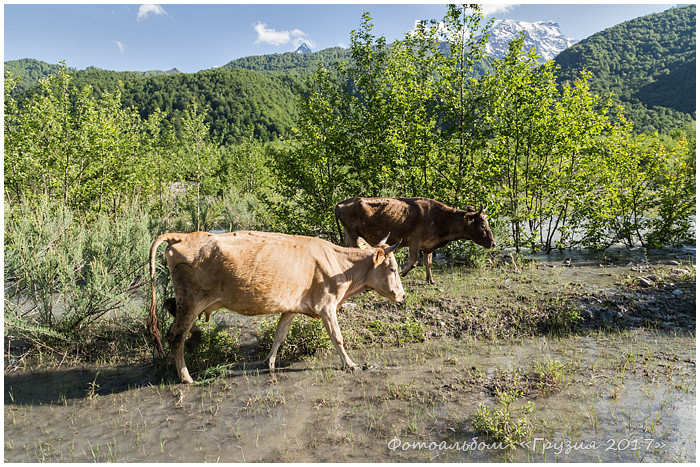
[359,234,405,303]
[465,206,496,249]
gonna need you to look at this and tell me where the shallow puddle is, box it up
[4,330,695,462]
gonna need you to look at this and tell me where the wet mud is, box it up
[4,251,696,462]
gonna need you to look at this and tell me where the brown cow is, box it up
[335,197,496,284]
[147,230,404,384]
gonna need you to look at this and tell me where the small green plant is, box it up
[535,296,583,336]
[472,389,535,448]
[4,200,157,361]
[86,372,100,405]
[188,321,241,383]
[532,356,568,393]
[392,318,426,345]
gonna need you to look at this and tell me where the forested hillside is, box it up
[117,68,299,144]
[224,47,350,74]
[4,59,73,94]
[5,59,180,96]
[555,5,695,133]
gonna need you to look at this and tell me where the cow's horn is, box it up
[386,239,402,254]
[379,232,391,245]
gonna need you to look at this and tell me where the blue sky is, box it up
[4,3,681,73]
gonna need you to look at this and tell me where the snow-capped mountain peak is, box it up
[294,43,312,54]
[485,19,577,63]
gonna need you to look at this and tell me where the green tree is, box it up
[479,37,617,251]
[4,64,154,216]
[176,101,219,230]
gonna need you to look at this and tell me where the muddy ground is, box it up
[4,248,696,462]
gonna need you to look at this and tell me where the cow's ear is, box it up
[357,237,370,250]
[372,248,386,266]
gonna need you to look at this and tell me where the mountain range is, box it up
[4,5,695,138]
[485,19,577,64]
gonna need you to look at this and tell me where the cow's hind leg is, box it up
[266,312,295,372]
[165,297,202,353]
[425,252,435,284]
[167,298,200,384]
[319,307,357,370]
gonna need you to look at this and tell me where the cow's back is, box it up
[337,197,431,245]
[166,232,331,316]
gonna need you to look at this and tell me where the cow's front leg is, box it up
[400,246,421,278]
[266,312,295,372]
[425,252,435,284]
[319,307,357,370]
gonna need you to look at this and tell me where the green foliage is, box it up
[280,6,694,251]
[570,123,695,249]
[4,64,162,216]
[479,38,618,251]
[187,322,241,383]
[257,315,332,363]
[102,68,297,145]
[393,318,427,345]
[275,7,493,233]
[6,5,694,145]
[473,390,535,449]
[224,47,351,75]
[3,58,74,95]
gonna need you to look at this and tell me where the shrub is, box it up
[257,315,332,363]
[4,200,158,354]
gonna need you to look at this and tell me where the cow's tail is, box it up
[148,232,202,357]
[334,205,344,245]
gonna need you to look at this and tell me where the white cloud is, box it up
[481,4,517,16]
[137,4,166,22]
[412,4,517,34]
[253,22,289,46]
[253,21,315,49]
[411,4,517,38]
[114,40,126,54]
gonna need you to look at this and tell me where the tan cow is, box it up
[147,230,404,384]
[335,197,496,284]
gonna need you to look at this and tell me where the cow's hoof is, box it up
[179,369,194,384]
